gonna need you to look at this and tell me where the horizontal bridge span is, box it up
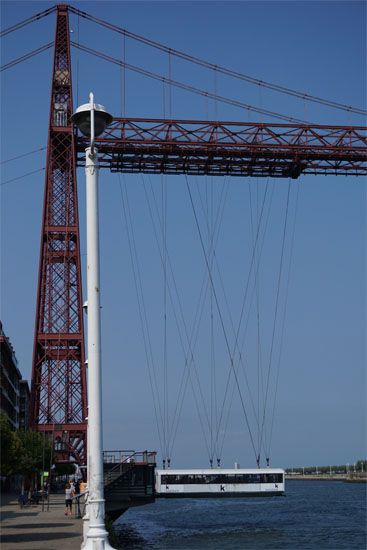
[76,118,367,178]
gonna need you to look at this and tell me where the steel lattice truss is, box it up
[77,118,367,178]
[30,5,87,463]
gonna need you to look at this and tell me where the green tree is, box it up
[1,415,52,488]
[0,414,21,474]
[16,429,52,477]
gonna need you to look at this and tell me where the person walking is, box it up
[75,479,80,493]
[74,479,81,518]
[64,482,74,516]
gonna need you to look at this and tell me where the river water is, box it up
[114,480,366,549]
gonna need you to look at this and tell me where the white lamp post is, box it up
[72,93,114,550]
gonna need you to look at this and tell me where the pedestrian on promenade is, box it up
[64,482,74,516]
[79,480,87,504]
[43,480,49,499]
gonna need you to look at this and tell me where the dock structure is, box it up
[103,450,156,520]
[0,494,83,550]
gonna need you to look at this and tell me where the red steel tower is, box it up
[30,4,87,463]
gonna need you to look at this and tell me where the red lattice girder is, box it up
[78,118,367,178]
[30,4,87,464]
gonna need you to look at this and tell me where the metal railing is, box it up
[103,450,156,465]
[73,490,88,518]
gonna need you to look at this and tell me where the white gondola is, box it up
[155,468,285,498]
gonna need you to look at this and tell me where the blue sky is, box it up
[1,1,365,470]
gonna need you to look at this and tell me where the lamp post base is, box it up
[82,496,116,550]
[83,540,115,550]
[83,532,115,550]
[82,510,90,548]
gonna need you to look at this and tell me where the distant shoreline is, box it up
[286,474,367,483]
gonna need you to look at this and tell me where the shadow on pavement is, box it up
[1,532,79,543]
[2,523,70,529]
[0,510,38,520]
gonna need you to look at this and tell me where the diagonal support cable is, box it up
[0,6,56,37]
[1,42,53,72]
[69,5,366,116]
[185,175,259,462]
[71,41,306,123]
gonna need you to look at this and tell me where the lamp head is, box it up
[71,102,113,137]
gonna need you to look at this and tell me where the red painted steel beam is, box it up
[76,118,367,178]
[36,423,87,432]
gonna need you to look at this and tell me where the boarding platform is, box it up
[103,450,156,520]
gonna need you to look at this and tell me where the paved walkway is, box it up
[0,493,84,549]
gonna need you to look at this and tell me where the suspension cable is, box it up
[249,182,263,459]
[185,175,259,462]
[195,177,262,461]
[209,178,216,462]
[219,376,236,460]
[71,41,306,123]
[69,5,366,116]
[266,182,300,461]
[0,6,56,38]
[165,178,230,461]
[235,180,277,461]
[117,175,165,456]
[212,180,272,463]
[1,146,46,165]
[142,174,213,461]
[0,42,53,72]
[143,174,215,460]
[196,177,229,462]
[162,175,169,461]
[259,180,292,457]
[1,167,45,186]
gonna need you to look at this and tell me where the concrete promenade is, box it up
[1,493,83,549]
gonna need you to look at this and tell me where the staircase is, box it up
[103,450,156,521]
